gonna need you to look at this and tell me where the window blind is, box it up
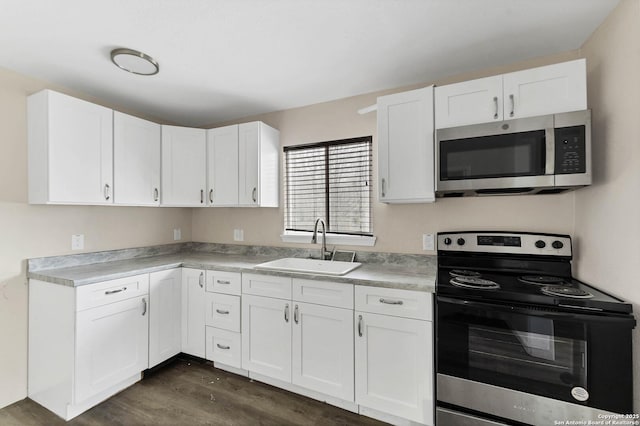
[284,136,372,236]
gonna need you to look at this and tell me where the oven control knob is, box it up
[457,238,465,246]
[535,240,546,249]
[443,237,452,245]
[552,240,564,249]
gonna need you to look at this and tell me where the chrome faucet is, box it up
[311,218,332,260]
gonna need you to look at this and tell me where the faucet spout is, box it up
[311,218,331,260]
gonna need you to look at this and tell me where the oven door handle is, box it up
[437,296,636,325]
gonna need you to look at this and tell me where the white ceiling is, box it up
[0,0,619,127]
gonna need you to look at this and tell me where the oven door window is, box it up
[438,300,587,402]
[439,130,546,181]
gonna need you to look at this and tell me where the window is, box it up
[284,136,372,237]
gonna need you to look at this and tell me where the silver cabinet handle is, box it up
[294,305,299,324]
[509,94,515,117]
[209,189,213,203]
[284,303,289,323]
[142,297,147,316]
[493,96,499,119]
[104,184,110,201]
[252,187,257,203]
[379,298,403,305]
[153,188,159,202]
[381,178,386,197]
[216,343,230,350]
[105,287,127,295]
[216,280,231,285]
[358,315,363,337]
[200,189,204,204]
[198,272,204,288]
[216,309,230,315]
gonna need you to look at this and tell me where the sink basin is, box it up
[254,257,361,276]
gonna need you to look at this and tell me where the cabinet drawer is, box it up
[205,293,240,332]
[76,274,149,311]
[292,279,353,309]
[205,327,241,369]
[355,286,432,321]
[242,273,292,299]
[206,270,241,295]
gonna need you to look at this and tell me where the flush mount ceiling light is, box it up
[110,48,159,76]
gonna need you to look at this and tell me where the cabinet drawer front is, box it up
[292,279,353,309]
[355,286,432,320]
[205,293,240,332]
[206,270,241,295]
[205,327,241,369]
[242,273,292,299]
[76,274,149,311]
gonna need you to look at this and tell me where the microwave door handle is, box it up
[545,128,555,175]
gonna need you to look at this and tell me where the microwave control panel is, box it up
[555,125,586,174]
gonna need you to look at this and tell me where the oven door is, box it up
[437,296,634,418]
[436,115,555,193]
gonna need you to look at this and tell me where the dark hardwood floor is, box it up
[0,357,386,425]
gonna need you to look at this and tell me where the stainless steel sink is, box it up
[254,257,361,276]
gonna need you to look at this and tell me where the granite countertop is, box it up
[27,247,436,293]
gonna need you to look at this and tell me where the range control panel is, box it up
[438,232,572,257]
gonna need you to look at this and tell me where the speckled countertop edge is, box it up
[27,249,436,292]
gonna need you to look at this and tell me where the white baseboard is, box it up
[213,362,249,377]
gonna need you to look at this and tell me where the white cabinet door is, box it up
[435,75,503,129]
[503,59,586,120]
[292,302,354,401]
[161,125,206,206]
[238,122,260,206]
[207,125,239,206]
[241,294,292,382]
[181,268,205,357]
[149,269,181,368]
[28,90,113,205]
[113,111,161,206]
[355,312,434,425]
[377,86,435,203]
[75,295,148,403]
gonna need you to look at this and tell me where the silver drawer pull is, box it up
[216,344,230,350]
[379,298,403,305]
[216,280,231,285]
[105,287,127,295]
[216,309,230,315]
[141,298,147,316]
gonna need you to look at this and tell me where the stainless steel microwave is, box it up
[435,110,591,197]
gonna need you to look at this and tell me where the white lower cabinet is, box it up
[206,327,242,369]
[148,269,182,368]
[241,294,292,382]
[181,268,206,357]
[291,301,354,401]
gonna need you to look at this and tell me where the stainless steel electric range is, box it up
[435,231,635,426]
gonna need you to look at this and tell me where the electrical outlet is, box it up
[233,229,244,241]
[173,228,181,241]
[71,234,84,250]
[422,233,435,251]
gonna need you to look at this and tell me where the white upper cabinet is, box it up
[435,59,587,129]
[238,122,280,207]
[161,125,207,206]
[503,59,587,120]
[113,112,161,206]
[28,90,113,205]
[435,75,503,128]
[206,124,239,206]
[377,86,435,203]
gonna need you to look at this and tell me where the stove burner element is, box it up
[519,275,566,285]
[450,269,481,278]
[540,285,594,299]
[450,276,500,290]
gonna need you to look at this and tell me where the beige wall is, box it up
[576,0,640,411]
[192,50,581,253]
[0,68,193,408]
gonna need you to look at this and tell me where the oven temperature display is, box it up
[477,236,522,247]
